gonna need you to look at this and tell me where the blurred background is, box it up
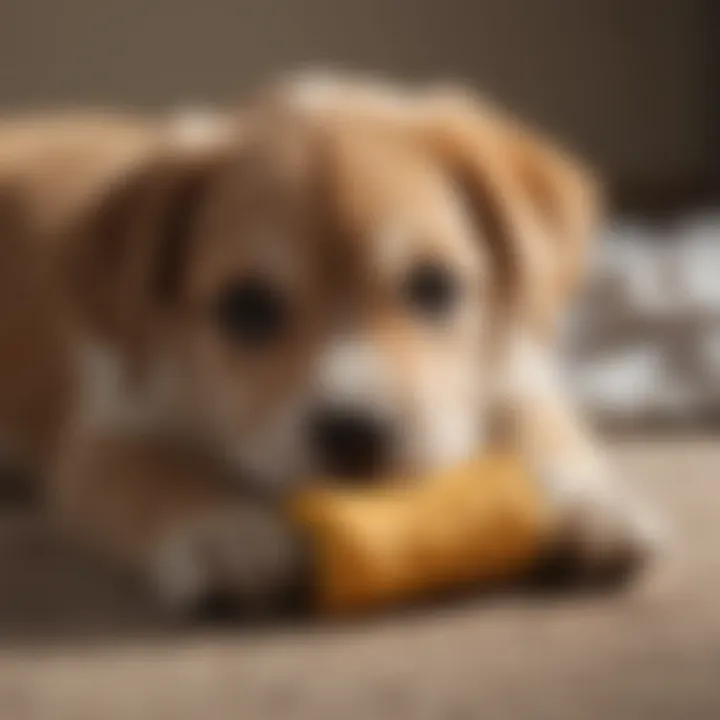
[0,2,718,719]
[2,0,717,425]
[0,0,716,205]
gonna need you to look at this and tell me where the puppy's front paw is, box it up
[152,505,309,618]
[535,465,665,589]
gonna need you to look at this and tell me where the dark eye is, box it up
[402,261,459,318]
[214,276,289,347]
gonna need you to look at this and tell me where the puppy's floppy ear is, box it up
[421,90,602,334]
[64,119,234,349]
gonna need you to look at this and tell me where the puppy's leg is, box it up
[49,430,307,615]
[502,338,663,584]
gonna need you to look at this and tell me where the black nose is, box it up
[309,408,390,480]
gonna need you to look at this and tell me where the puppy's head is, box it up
[67,76,600,488]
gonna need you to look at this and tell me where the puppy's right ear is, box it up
[419,90,602,336]
[64,115,236,350]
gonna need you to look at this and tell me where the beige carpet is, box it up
[1,438,718,720]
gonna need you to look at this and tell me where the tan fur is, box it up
[0,115,157,469]
[0,76,656,610]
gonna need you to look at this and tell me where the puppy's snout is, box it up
[309,407,391,480]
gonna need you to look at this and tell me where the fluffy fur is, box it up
[0,74,659,612]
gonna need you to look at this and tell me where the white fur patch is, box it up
[284,71,421,122]
[169,108,234,153]
[76,342,176,434]
[315,334,393,409]
[501,335,563,403]
[540,458,667,568]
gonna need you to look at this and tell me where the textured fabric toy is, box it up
[290,455,555,615]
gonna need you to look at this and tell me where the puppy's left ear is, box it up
[421,91,602,335]
[63,114,237,351]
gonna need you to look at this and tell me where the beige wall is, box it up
[0,0,714,190]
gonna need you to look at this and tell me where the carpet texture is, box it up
[1,438,718,720]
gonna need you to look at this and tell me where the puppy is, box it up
[0,74,658,613]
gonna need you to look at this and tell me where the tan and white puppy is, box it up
[0,74,658,613]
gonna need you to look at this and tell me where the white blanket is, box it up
[566,210,720,424]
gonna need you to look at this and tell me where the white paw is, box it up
[539,463,666,584]
[152,505,305,615]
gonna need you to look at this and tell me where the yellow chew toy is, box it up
[289,455,554,615]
